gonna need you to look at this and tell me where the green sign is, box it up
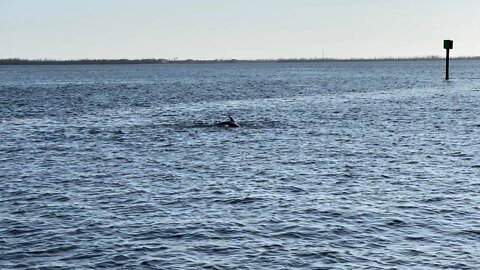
[444,40,453,50]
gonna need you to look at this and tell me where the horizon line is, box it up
[1,55,480,65]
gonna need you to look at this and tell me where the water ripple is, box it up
[1,62,480,269]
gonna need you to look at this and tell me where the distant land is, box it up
[1,56,480,65]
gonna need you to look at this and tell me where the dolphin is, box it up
[215,116,240,128]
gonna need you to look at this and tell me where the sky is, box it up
[1,0,480,60]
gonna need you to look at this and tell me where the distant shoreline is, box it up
[1,56,479,65]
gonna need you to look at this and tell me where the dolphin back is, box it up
[215,116,240,127]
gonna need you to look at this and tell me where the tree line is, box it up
[1,56,479,65]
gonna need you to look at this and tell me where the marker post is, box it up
[444,40,453,80]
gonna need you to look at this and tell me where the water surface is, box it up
[1,61,479,269]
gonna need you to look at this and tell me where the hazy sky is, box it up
[1,0,479,59]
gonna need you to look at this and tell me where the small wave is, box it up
[271,231,313,239]
[386,219,407,227]
[192,244,242,255]
[279,185,308,194]
[27,245,78,256]
[293,249,341,260]
[459,229,480,238]
[140,259,165,268]
[60,251,103,261]
[217,196,263,205]
[421,196,448,203]
[1,146,27,153]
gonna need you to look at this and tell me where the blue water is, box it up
[1,61,479,269]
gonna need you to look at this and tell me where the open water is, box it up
[1,61,479,269]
